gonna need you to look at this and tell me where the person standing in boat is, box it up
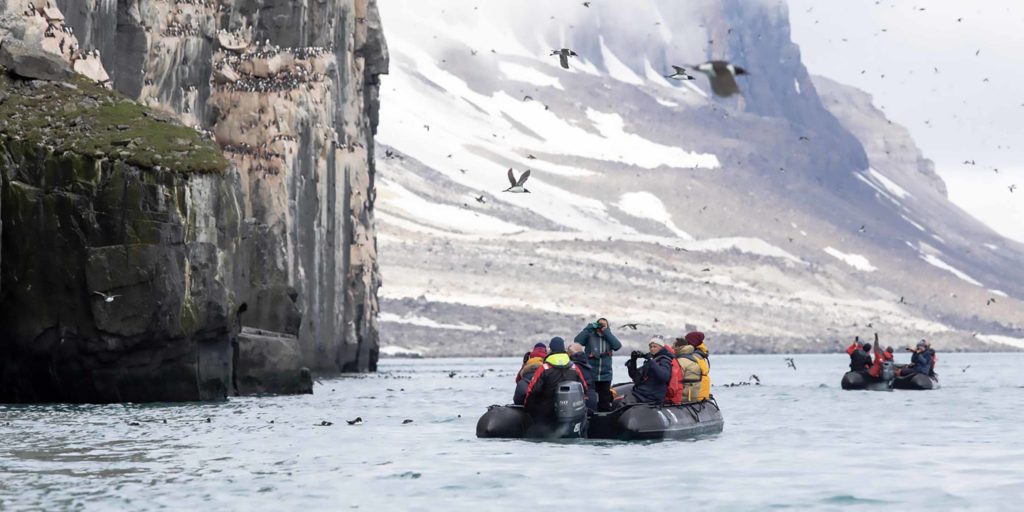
[624,337,674,404]
[574,318,622,411]
[567,343,598,412]
[846,337,873,374]
[522,337,588,424]
[899,340,934,377]
[922,339,938,376]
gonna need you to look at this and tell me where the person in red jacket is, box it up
[868,344,894,378]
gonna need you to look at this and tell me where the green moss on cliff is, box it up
[0,69,227,174]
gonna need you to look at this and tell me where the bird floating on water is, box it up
[346,417,363,425]
[691,60,748,97]
[550,48,578,69]
[503,168,531,193]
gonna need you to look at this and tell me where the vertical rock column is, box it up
[50,0,388,374]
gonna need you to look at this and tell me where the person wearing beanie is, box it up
[513,342,548,403]
[521,336,588,424]
[899,339,935,378]
[683,331,712,400]
[624,337,675,404]
[574,318,622,411]
[667,337,705,403]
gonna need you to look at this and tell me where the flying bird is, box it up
[785,357,796,370]
[1010,184,1017,193]
[582,1,591,6]
[92,291,121,303]
[986,297,997,305]
[619,323,641,330]
[665,65,696,81]
[504,168,531,193]
[550,48,578,69]
[691,60,748,97]
[474,194,486,204]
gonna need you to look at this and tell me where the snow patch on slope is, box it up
[867,168,911,199]
[379,312,493,332]
[976,334,1024,350]
[378,179,525,235]
[498,61,564,90]
[920,254,983,286]
[824,247,877,271]
[615,192,693,239]
[599,36,645,85]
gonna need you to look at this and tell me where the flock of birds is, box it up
[503,49,748,195]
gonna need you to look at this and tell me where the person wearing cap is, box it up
[846,337,873,374]
[624,337,674,404]
[513,343,548,405]
[516,343,548,383]
[567,342,597,412]
[921,339,938,377]
[684,331,712,400]
[899,340,934,377]
[522,337,588,423]
[574,318,622,411]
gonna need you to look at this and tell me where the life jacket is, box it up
[664,345,684,405]
[516,356,544,383]
[522,353,587,408]
[679,349,710,401]
[868,350,893,378]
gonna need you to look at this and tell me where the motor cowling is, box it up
[553,381,587,438]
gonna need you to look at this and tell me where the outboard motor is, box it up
[553,381,587,438]
[880,361,896,382]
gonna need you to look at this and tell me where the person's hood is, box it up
[653,348,674,363]
[545,352,571,367]
[674,344,695,357]
[569,352,592,369]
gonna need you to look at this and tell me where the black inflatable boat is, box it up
[476,382,724,440]
[893,369,940,390]
[840,371,893,391]
[841,360,895,391]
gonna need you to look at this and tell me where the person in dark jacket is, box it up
[846,338,873,374]
[523,337,587,424]
[574,318,622,411]
[568,342,597,412]
[623,339,674,404]
[900,340,934,377]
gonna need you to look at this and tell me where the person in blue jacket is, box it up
[568,343,598,412]
[624,338,674,404]
[574,318,622,411]
[900,340,934,377]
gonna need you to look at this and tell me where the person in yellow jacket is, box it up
[670,338,704,403]
[682,331,711,401]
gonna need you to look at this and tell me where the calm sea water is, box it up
[2,353,1023,511]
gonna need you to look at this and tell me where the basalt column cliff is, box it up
[0,0,387,402]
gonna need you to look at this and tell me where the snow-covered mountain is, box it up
[372,0,1024,356]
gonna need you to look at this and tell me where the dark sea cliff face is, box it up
[0,0,387,402]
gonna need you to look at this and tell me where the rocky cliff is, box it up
[0,0,387,402]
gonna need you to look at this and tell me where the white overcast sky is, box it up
[787,0,1024,242]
